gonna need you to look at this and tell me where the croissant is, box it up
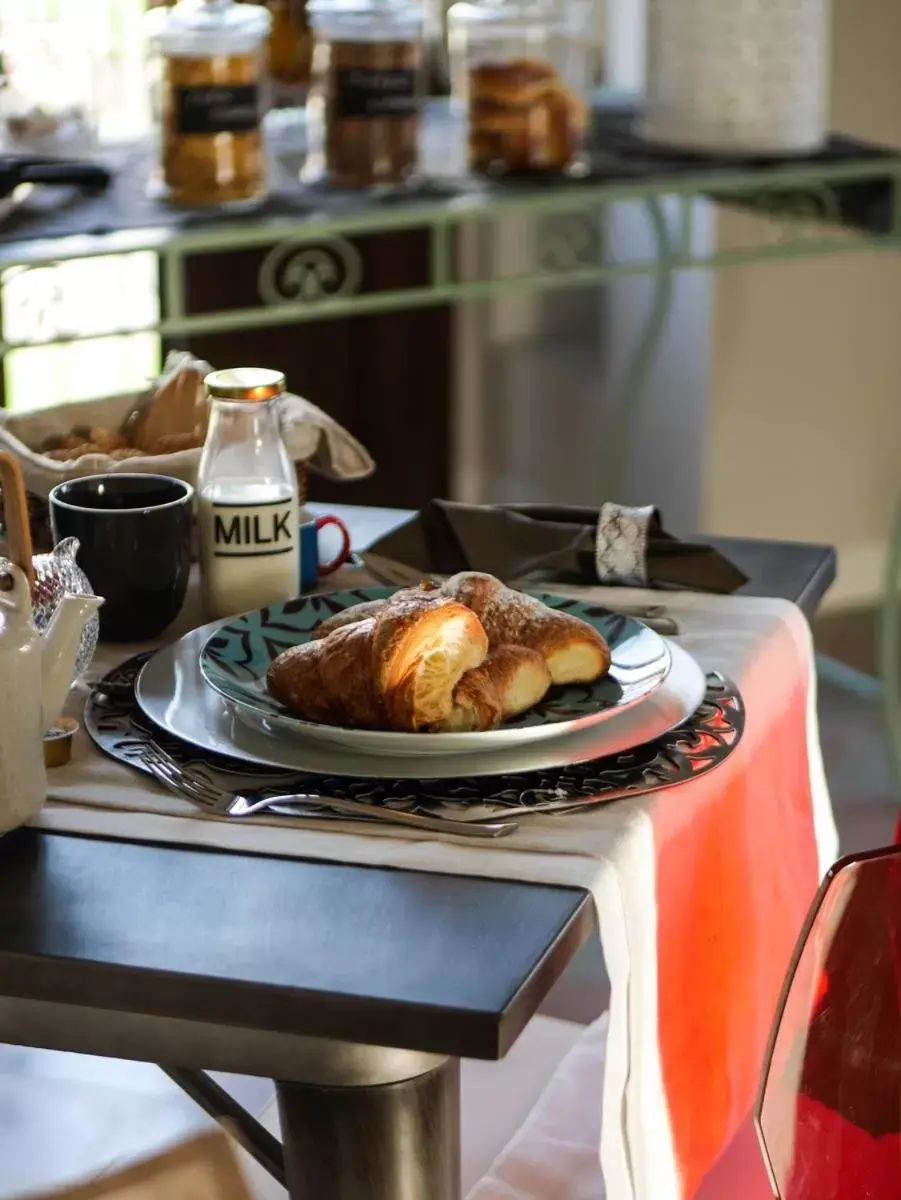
[313,587,423,640]
[313,573,610,687]
[268,593,488,731]
[438,573,610,685]
[438,645,553,732]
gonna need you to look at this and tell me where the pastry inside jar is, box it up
[320,38,421,189]
[160,50,265,207]
[469,57,586,175]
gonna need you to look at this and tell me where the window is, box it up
[0,0,161,411]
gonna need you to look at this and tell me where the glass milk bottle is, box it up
[198,368,300,619]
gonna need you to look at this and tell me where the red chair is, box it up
[757,846,901,1200]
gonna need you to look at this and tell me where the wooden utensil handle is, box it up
[0,451,34,586]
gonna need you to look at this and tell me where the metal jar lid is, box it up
[307,0,423,42]
[204,367,287,403]
[146,0,272,58]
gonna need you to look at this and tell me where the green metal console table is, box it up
[0,103,898,354]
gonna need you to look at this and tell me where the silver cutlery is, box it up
[140,743,519,840]
[226,793,518,838]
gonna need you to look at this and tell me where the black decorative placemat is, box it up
[85,654,745,821]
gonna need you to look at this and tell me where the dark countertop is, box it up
[0,829,592,1062]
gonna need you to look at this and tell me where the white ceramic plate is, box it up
[136,619,706,781]
[199,587,673,756]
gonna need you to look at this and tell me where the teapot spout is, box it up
[41,593,104,729]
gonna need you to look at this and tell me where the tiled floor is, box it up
[1,639,896,1199]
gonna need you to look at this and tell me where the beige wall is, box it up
[705,0,901,608]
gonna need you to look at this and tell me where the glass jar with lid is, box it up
[306,0,424,191]
[448,0,593,177]
[145,0,271,209]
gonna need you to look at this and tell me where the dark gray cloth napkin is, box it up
[362,500,747,593]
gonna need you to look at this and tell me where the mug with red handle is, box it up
[300,512,352,591]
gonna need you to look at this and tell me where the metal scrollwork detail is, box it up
[538,213,602,273]
[738,184,843,246]
[258,238,364,307]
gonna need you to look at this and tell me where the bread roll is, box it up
[438,645,552,732]
[313,593,405,639]
[267,620,382,727]
[311,572,611,688]
[439,665,503,733]
[439,572,610,685]
[269,593,488,731]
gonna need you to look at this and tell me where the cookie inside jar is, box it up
[145,0,271,210]
[449,0,592,177]
[307,0,424,191]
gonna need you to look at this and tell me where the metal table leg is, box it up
[163,1043,460,1200]
[277,1056,461,1200]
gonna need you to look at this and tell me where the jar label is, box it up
[175,85,260,135]
[209,499,296,558]
[334,69,417,119]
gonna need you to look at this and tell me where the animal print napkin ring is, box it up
[594,502,655,586]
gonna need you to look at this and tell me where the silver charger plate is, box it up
[136,620,707,781]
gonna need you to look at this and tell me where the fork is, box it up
[140,743,518,840]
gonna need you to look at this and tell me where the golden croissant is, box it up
[268,593,489,732]
[270,573,611,733]
[439,572,610,685]
[314,572,611,687]
[439,645,553,733]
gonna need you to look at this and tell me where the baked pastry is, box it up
[311,572,610,688]
[312,586,427,639]
[439,572,610,685]
[37,367,209,464]
[130,364,209,455]
[268,592,488,731]
[438,645,552,732]
[470,58,559,109]
[439,662,503,733]
[468,57,586,174]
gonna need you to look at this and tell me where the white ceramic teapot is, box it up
[0,451,103,834]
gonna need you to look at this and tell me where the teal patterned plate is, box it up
[200,588,673,756]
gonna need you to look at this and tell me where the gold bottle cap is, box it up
[204,368,286,403]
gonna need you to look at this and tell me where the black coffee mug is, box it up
[49,474,193,642]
